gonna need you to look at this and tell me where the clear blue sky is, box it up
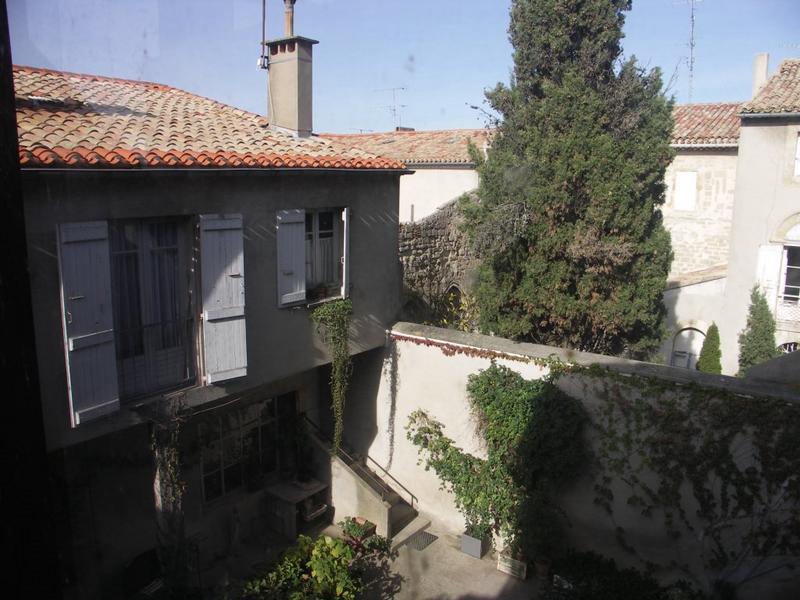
[8,0,800,133]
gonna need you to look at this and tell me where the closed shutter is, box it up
[200,214,247,383]
[756,244,784,313]
[58,221,120,427]
[276,209,306,305]
[341,207,350,298]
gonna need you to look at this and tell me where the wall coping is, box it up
[390,322,800,403]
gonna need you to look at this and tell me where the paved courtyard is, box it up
[363,525,542,600]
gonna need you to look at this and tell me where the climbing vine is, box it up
[589,369,800,592]
[312,299,353,453]
[395,331,800,593]
[407,363,587,557]
[151,397,189,597]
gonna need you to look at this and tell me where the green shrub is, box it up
[695,323,721,374]
[738,287,779,375]
[242,526,394,600]
[541,551,706,600]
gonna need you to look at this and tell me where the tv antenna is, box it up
[376,87,407,128]
[257,0,269,69]
[676,0,703,102]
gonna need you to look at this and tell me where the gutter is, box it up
[739,111,800,119]
[670,143,738,149]
[20,167,414,175]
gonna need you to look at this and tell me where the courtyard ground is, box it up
[363,524,542,600]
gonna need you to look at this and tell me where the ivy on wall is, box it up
[396,332,800,594]
[312,299,353,453]
[591,369,800,592]
[407,363,587,558]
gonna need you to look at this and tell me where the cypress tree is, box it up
[738,287,779,375]
[461,0,673,358]
[696,322,721,374]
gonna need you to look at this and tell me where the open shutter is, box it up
[58,222,119,427]
[200,214,247,383]
[756,244,784,313]
[276,209,306,305]
[341,207,350,298]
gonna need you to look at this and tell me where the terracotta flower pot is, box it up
[534,556,552,580]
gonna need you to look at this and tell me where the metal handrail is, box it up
[364,455,418,509]
[302,415,417,508]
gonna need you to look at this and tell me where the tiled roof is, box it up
[742,59,800,115]
[325,103,742,164]
[321,129,493,166]
[13,66,403,170]
[671,103,742,146]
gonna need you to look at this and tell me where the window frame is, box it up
[277,206,350,308]
[199,393,296,503]
[108,216,200,401]
[673,170,698,212]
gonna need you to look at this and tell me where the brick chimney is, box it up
[265,0,318,137]
[752,53,769,98]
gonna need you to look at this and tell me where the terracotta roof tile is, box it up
[671,102,742,146]
[326,103,743,163]
[321,129,493,166]
[13,66,403,170]
[742,59,800,115]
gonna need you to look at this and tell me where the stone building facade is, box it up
[662,148,738,275]
[398,198,475,304]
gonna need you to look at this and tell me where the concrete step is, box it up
[391,515,431,550]
[389,501,417,537]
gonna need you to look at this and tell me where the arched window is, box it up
[779,341,799,354]
[670,328,706,369]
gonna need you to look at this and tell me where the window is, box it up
[673,171,697,211]
[670,328,705,369]
[199,393,296,502]
[277,207,350,306]
[305,210,342,299]
[109,218,195,399]
[778,246,800,323]
[58,214,247,427]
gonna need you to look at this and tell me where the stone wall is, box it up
[398,198,476,302]
[662,149,738,276]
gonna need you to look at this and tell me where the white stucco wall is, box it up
[399,167,479,223]
[660,277,727,369]
[718,119,800,374]
[345,324,800,599]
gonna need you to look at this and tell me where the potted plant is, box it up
[461,520,491,559]
[340,516,377,543]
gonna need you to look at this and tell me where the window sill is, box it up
[282,294,345,310]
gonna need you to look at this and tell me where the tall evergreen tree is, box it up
[461,0,673,358]
[696,322,722,374]
[738,287,779,375]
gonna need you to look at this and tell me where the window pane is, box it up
[318,211,334,232]
[787,247,800,268]
[260,425,277,473]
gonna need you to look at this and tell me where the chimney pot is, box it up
[752,53,769,98]
[284,0,297,38]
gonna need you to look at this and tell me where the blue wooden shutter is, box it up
[276,209,306,305]
[341,207,350,298]
[58,221,120,427]
[200,214,247,383]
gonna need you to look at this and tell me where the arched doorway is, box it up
[670,328,706,369]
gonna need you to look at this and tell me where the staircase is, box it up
[303,416,421,538]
